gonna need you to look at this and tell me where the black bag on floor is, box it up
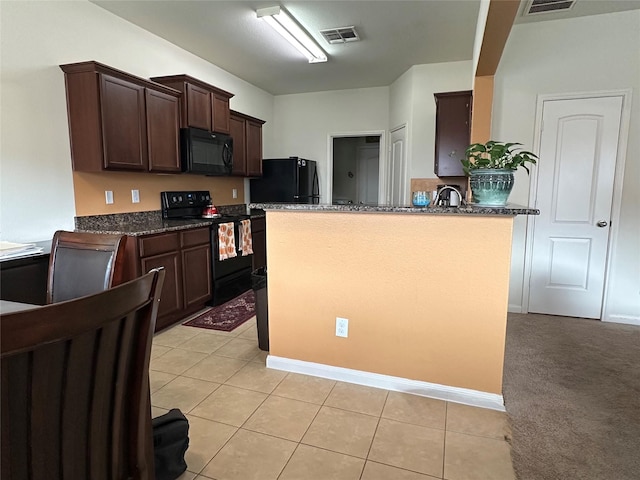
[152,408,189,480]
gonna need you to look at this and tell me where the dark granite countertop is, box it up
[248,203,540,216]
[76,218,216,236]
[74,205,248,236]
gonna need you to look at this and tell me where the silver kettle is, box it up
[434,185,463,207]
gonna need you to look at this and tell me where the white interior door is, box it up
[356,145,379,205]
[528,96,623,319]
[389,126,407,205]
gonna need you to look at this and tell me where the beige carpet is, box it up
[503,313,640,480]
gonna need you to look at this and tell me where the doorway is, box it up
[525,93,628,319]
[331,135,381,205]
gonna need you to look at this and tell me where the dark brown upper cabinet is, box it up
[229,110,265,177]
[145,89,181,173]
[434,90,472,177]
[229,112,246,176]
[60,61,181,173]
[151,74,234,135]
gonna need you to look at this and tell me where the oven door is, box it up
[210,220,253,280]
[210,220,253,305]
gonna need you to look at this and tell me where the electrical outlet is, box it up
[105,190,114,205]
[232,188,238,199]
[336,317,349,338]
[131,189,140,203]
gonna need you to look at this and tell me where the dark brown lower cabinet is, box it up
[141,250,182,327]
[181,229,212,310]
[134,227,211,331]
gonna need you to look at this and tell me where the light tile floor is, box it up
[151,318,516,480]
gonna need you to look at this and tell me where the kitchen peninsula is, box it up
[249,202,539,410]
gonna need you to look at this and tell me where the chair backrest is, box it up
[1,268,165,480]
[47,230,128,304]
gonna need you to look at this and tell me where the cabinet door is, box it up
[186,83,211,131]
[182,244,212,309]
[211,93,230,134]
[141,251,182,330]
[229,113,247,176]
[100,75,147,170]
[146,89,181,173]
[246,120,263,177]
[434,91,472,177]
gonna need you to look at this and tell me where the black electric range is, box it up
[161,191,252,306]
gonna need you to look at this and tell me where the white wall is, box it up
[272,88,389,203]
[389,66,414,130]
[0,0,273,243]
[390,61,473,180]
[494,11,640,321]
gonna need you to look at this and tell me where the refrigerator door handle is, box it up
[312,168,319,196]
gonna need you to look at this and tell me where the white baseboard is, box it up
[603,314,640,326]
[508,303,523,313]
[266,355,505,412]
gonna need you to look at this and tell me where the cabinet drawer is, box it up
[138,232,179,257]
[181,227,210,248]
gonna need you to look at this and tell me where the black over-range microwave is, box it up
[180,127,233,175]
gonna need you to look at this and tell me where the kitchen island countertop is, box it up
[249,202,539,216]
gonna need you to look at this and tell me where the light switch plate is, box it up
[105,190,114,204]
[131,189,140,203]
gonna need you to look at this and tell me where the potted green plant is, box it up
[461,141,539,206]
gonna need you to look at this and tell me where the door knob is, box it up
[597,221,609,227]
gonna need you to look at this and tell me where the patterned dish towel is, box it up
[240,219,253,256]
[218,222,237,260]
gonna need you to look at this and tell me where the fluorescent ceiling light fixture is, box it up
[257,6,327,63]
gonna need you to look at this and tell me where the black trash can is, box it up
[251,267,269,351]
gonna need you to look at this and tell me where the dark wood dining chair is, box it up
[46,230,128,304]
[1,268,165,480]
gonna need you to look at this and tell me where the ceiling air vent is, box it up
[320,26,360,45]
[525,0,576,15]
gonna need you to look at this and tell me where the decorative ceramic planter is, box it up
[469,169,514,206]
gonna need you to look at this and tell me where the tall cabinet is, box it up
[433,90,472,177]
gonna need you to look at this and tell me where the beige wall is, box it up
[73,173,245,216]
[266,210,514,395]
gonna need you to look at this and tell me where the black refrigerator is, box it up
[250,157,320,204]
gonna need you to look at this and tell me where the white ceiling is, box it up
[91,0,640,95]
